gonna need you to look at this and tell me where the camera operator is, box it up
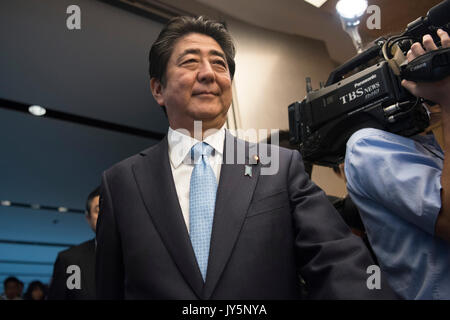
[344,29,450,300]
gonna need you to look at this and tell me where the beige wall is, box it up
[227,19,347,196]
[229,19,334,132]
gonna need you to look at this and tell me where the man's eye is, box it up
[182,59,198,65]
[213,60,226,67]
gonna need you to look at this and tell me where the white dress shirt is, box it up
[167,125,225,233]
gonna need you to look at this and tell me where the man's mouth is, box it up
[192,91,219,96]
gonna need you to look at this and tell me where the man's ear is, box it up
[150,78,165,106]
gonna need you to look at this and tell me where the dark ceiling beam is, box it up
[0,239,75,248]
[0,260,54,266]
[0,98,165,141]
[1,200,85,215]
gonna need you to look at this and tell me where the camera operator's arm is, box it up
[402,29,450,242]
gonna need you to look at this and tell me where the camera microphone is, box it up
[405,0,450,40]
[428,0,450,27]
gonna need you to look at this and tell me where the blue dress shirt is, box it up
[345,128,450,300]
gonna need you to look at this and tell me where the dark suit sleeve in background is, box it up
[96,172,125,299]
[287,150,398,299]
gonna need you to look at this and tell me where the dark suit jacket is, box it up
[48,239,96,300]
[96,131,397,299]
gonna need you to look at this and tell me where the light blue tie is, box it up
[189,142,217,281]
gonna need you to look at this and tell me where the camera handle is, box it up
[401,47,450,82]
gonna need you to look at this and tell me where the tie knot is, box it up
[191,142,214,162]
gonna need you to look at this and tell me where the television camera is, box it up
[288,0,450,166]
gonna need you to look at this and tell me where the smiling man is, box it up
[150,32,232,136]
[95,16,397,300]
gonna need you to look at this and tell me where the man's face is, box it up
[151,33,232,131]
[5,281,20,300]
[31,287,44,300]
[86,195,100,233]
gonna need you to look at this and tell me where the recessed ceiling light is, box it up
[304,0,328,8]
[1,200,11,206]
[28,105,47,116]
[58,207,68,213]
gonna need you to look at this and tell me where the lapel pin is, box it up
[244,165,253,177]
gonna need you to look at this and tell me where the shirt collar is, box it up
[168,124,225,169]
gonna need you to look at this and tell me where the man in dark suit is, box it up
[48,187,99,300]
[96,16,397,299]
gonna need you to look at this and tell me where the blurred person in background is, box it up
[47,186,99,300]
[1,277,22,300]
[23,281,47,300]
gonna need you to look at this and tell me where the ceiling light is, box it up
[28,105,47,116]
[336,0,368,53]
[304,0,328,8]
[336,0,368,20]
[1,200,11,206]
[58,207,68,213]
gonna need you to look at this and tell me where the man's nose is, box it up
[197,60,215,83]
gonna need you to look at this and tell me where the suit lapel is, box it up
[132,137,204,298]
[203,131,261,299]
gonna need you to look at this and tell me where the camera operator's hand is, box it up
[401,29,450,108]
